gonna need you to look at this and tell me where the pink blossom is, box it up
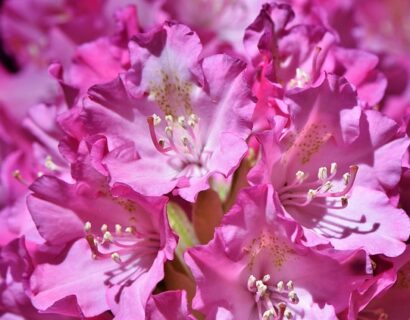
[186,185,371,319]
[79,22,254,201]
[249,74,410,256]
[29,173,176,317]
[245,2,386,114]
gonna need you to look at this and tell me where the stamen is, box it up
[277,281,284,291]
[177,116,186,128]
[115,224,122,235]
[248,275,300,320]
[330,162,337,175]
[295,171,305,183]
[158,139,165,148]
[147,116,172,153]
[111,252,122,263]
[37,171,44,177]
[152,113,161,126]
[286,280,294,290]
[288,291,299,304]
[256,280,267,297]
[188,114,199,127]
[12,170,28,186]
[343,172,350,185]
[262,309,275,320]
[165,126,173,138]
[248,275,256,290]
[165,114,173,125]
[84,221,92,233]
[103,231,114,243]
[101,224,108,233]
[322,181,332,192]
[263,274,271,282]
[280,163,358,210]
[318,167,328,181]
[307,189,316,201]
[45,155,58,171]
[125,226,135,234]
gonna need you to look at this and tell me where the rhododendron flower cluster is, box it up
[0,0,409,319]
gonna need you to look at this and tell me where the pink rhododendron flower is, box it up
[186,185,371,319]
[245,2,386,112]
[29,171,176,317]
[80,22,254,201]
[249,74,410,256]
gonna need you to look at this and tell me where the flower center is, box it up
[278,162,358,210]
[247,274,299,320]
[147,113,210,175]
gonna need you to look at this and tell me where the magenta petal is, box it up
[146,290,194,320]
[31,239,112,317]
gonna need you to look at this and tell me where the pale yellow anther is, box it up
[248,275,256,288]
[165,115,173,124]
[115,224,122,235]
[125,226,134,233]
[12,170,21,178]
[343,173,350,185]
[262,308,275,320]
[307,189,316,200]
[288,291,299,304]
[318,167,328,181]
[277,280,284,291]
[111,252,121,263]
[262,274,271,283]
[177,116,186,127]
[256,280,267,296]
[286,280,294,290]
[152,113,161,126]
[330,162,337,175]
[165,126,173,137]
[101,224,108,233]
[296,170,305,183]
[188,114,199,127]
[45,155,57,171]
[84,221,92,232]
[103,231,114,242]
